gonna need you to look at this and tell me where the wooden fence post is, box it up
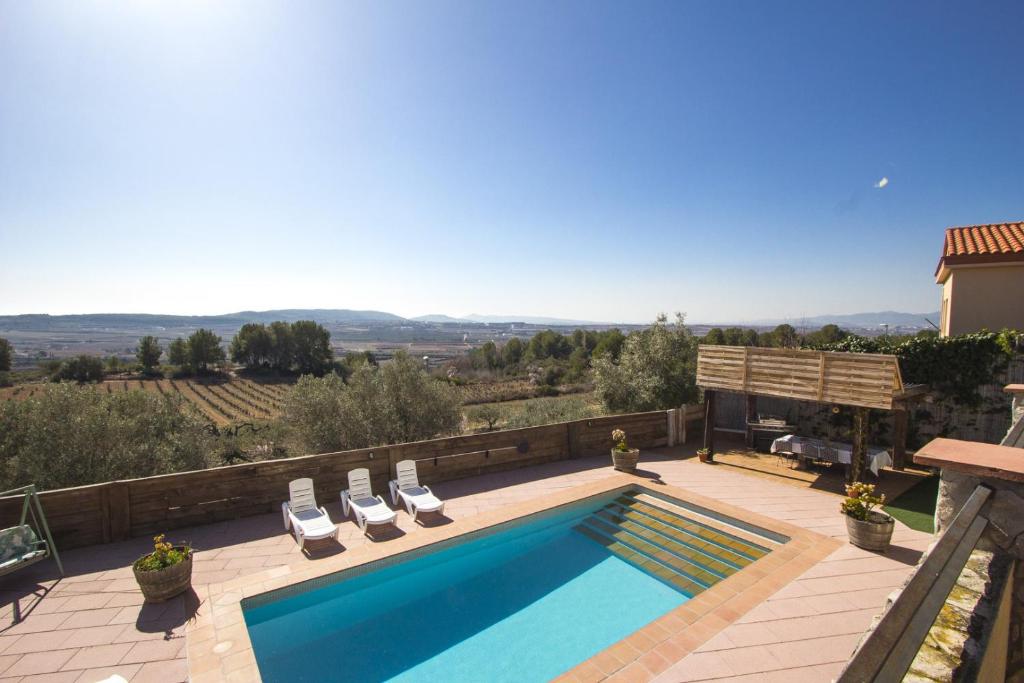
[666,409,677,447]
[744,393,757,447]
[680,405,688,445]
[703,391,717,454]
[107,482,131,543]
[850,407,868,483]
[892,406,908,471]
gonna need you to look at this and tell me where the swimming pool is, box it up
[243,487,778,682]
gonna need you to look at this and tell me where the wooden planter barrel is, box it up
[611,448,640,473]
[845,512,894,552]
[133,548,193,603]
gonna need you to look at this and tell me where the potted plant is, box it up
[132,534,193,602]
[697,447,713,464]
[610,429,640,472]
[841,482,894,552]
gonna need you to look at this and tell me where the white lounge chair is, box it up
[389,460,445,521]
[341,468,398,534]
[281,478,339,550]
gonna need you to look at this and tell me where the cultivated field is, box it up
[1,376,598,428]
[0,377,291,426]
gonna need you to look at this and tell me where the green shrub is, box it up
[594,313,699,412]
[284,351,461,453]
[0,383,213,490]
[52,355,105,383]
[814,330,1023,405]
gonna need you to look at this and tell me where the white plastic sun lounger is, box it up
[341,468,398,534]
[282,478,339,550]
[389,460,445,520]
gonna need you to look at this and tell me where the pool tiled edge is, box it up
[185,473,840,683]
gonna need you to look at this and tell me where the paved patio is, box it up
[0,447,932,682]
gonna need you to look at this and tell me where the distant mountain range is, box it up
[413,313,610,326]
[0,309,405,332]
[0,308,940,333]
[737,311,940,329]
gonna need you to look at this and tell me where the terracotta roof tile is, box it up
[936,222,1024,279]
[943,222,1024,257]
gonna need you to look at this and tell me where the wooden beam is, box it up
[703,390,717,454]
[892,406,909,471]
[745,394,757,448]
[849,407,869,483]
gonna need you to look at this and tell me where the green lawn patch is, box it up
[883,475,939,533]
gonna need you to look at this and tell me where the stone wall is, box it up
[935,469,1024,680]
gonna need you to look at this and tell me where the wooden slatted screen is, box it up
[697,345,903,410]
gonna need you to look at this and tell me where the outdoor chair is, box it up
[341,468,398,535]
[389,460,445,521]
[282,478,339,550]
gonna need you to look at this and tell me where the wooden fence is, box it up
[697,345,904,410]
[0,410,677,550]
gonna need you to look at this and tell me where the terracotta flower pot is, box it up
[611,448,640,472]
[697,449,713,464]
[133,548,193,603]
[845,512,894,552]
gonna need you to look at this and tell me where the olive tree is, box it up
[0,383,212,490]
[593,313,699,413]
[284,351,461,453]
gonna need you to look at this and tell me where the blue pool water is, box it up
[244,491,690,682]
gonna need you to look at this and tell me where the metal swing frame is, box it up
[0,484,64,577]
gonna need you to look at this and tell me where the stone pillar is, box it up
[923,440,1024,681]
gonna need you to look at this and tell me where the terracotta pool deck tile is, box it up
[72,663,143,682]
[131,658,188,683]
[0,448,933,682]
[17,672,80,683]
[60,642,134,671]
[120,637,185,664]
[3,651,75,678]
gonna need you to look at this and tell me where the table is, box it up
[770,434,893,476]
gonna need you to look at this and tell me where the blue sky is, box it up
[1,1,1021,323]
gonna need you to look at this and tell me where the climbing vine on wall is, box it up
[811,330,1023,406]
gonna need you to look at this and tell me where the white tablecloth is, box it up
[770,435,892,476]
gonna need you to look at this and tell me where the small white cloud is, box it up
[874,177,889,189]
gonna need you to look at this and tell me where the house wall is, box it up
[942,264,1024,336]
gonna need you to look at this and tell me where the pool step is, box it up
[614,495,770,561]
[574,493,775,597]
[574,524,707,597]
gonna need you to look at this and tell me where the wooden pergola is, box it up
[696,345,919,481]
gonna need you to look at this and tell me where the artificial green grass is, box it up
[883,475,939,533]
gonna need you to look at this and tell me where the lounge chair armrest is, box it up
[422,484,433,495]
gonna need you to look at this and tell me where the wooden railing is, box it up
[0,410,676,550]
[837,485,994,681]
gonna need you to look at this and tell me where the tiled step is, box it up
[603,501,755,570]
[593,507,737,578]
[633,492,784,550]
[574,523,706,597]
[614,495,770,562]
[582,516,721,589]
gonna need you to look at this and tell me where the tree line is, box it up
[700,323,850,348]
